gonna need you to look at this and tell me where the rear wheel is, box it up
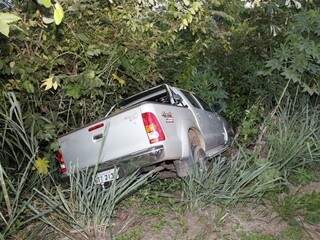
[190,145,208,171]
[174,130,208,177]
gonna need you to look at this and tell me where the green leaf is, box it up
[281,68,300,83]
[66,85,82,99]
[0,13,20,37]
[54,2,64,25]
[22,81,35,93]
[38,0,52,8]
[266,59,282,71]
[0,21,9,37]
[0,13,21,24]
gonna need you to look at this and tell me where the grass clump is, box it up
[29,168,154,239]
[290,167,317,185]
[0,93,156,239]
[272,192,320,225]
[278,225,307,240]
[116,227,144,240]
[266,100,320,182]
[241,232,276,240]
[0,93,40,239]
[182,152,279,209]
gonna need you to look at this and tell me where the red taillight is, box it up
[88,123,104,132]
[142,112,165,144]
[55,150,67,174]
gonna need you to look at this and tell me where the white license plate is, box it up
[95,168,119,184]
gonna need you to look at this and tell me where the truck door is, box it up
[180,90,219,149]
[192,94,226,147]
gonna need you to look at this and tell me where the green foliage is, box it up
[181,152,279,209]
[272,192,320,225]
[290,167,316,185]
[0,12,20,37]
[238,102,264,145]
[263,10,320,95]
[30,169,153,238]
[278,226,307,240]
[266,100,320,180]
[0,93,39,238]
[178,66,227,111]
[241,232,276,240]
[116,227,144,240]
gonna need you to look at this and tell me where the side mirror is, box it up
[212,103,222,112]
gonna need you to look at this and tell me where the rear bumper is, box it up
[94,145,164,176]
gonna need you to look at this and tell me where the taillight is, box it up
[55,150,67,174]
[142,112,165,144]
[88,123,104,132]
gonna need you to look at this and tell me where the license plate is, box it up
[95,168,119,184]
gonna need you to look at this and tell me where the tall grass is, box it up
[0,93,38,238]
[182,97,320,209]
[29,168,154,239]
[267,99,320,181]
[182,151,280,209]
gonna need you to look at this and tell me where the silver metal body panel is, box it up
[58,85,232,175]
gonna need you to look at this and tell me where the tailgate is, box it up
[58,107,151,173]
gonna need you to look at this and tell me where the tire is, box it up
[174,130,208,177]
[190,145,208,171]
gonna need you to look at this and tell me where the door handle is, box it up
[93,133,103,141]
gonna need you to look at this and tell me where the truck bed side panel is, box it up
[140,103,196,160]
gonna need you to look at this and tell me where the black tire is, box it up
[174,130,208,177]
[190,145,209,171]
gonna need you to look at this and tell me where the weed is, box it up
[278,225,307,240]
[273,192,320,225]
[182,152,279,209]
[151,218,167,232]
[299,192,320,224]
[290,168,316,185]
[239,102,264,146]
[116,227,143,240]
[29,168,154,239]
[267,100,320,181]
[273,195,301,222]
[0,93,39,238]
[241,232,276,240]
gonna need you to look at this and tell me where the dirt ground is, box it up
[112,181,320,240]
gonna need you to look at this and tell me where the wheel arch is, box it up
[188,127,205,151]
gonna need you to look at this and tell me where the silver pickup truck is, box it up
[56,84,233,183]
